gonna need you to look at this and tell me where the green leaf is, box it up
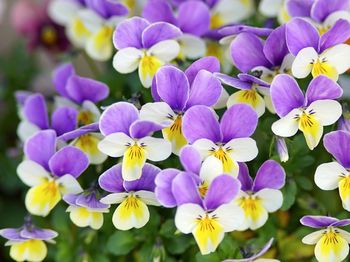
[195,252,221,262]
[107,231,138,256]
[281,178,297,211]
[159,219,176,238]
[164,234,193,255]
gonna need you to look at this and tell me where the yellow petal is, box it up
[311,60,338,81]
[25,181,61,217]
[237,195,268,230]
[298,111,323,150]
[339,176,350,211]
[227,89,265,117]
[212,147,239,175]
[122,143,146,181]
[139,55,164,87]
[69,206,104,230]
[10,240,47,262]
[162,115,187,155]
[74,134,106,164]
[87,26,114,61]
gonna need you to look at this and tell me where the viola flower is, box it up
[300,215,350,262]
[99,163,160,230]
[182,104,258,176]
[229,24,294,83]
[63,190,109,230]
[314,130,350,211]
[0,219,58,262]
[286,17,350,81]
[223,238,278,261]
[98,102,171,181]
[271,74,343,150]
[259,0,290,24]
[215,72,272,117]
[140,57,222,154]
[17,130,88,216]
[112,17,182,87]
[53,63,109,164]
[234,160,285,230]
[276,136,289,162]
[142,0,210,60]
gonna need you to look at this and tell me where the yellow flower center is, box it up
[72,18,91,38]
[162,115,187,154]
[198,181,209,198]
[41,26,57,45]
[237,89,259,107]
[75,134,99,155]
[210,13,224,29]
[237,195,264,221]
[139,55,164,81]
[339,175,350,203]
[212,147,236,174]
[78,110,93,126]
[311,58,337,80]
[206,42,223,61]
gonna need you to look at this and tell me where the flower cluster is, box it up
[3,0,350,261]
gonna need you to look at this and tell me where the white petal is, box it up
[214,203,244,232]
[292,47,318,79]
[192,139,218,160]
[48,0,82,25]
[227,91,266,117]
[213,0,253,24]
[81,101,101,121]
[224,137,258,162]
[315,232,349,262]
[175,203,205,234]
[113,48,142,73]
[256,188,283,212]
[17,121,40,142]
[322,44,350,74]
[98,133,132,157]
[178,34,206,59]
[100,193,129,204]
[135,190,160,206]
[17,160,51,187]
[302,230,325,245]
[57,175,83,195]
[86,30,113,61]
[148,40,180,62]
[308,100,342,126]
[324,11,350,29]
[139,136,172,161]
[314,162,345,190]
[213,87,229,110]
[271,108,301,137]
[199,156,223,184]
[76,9,103,32]
[139,102,175,126]
[280,53,295,73]
[338,228,350,243]
[259,0,283,17]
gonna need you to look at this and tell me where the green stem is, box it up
[82,52,101,78]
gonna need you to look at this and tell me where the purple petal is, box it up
[331,219,350,227]
[142,22,182,48]
[324,131,350,168]
[264,24,289,66]
[23,94,49,129]
[219,25,273,37]
[62,193,79,206]
[15,91,33,106]
[58,123,99,142]
[66,76,109,104]
[185,56,220,85]
[52,63,75,98]
[142,0,176,24]
[270,74,304,117]
[49,146,88,178]
[99,102,139,136]
[24,130,57,170]
[305,75,343,106]
[230,32,271,73]
[151,77,162,102]
[113,17,150,49]
[123,163,161,192]
[155,168,180,207]
[287,0,313,18]
[252,160,286,192]
[129,120,163,139]
[51,107,78,136]
[215,73,252,90]
[98,164,125,193]
[320,19,350,52]
[185,70,222,108]
[237,162,253,192]
[300,215,339,228]
[238,73,270,87]
[155,65,189,111]
[76,192,109,209]
[311,0,350,22]
[220,104,258,143]
[204,175,241,210]
[286,18,320,56]
[180,145,201,174]
[172,172,202,206]
[182,105,222,144]
[85,0,128,18]
[20,227,58,240]
[0,228,24,241]
[177,1,210,36]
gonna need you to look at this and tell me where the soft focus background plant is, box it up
[1,0,350,261]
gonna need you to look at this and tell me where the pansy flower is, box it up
[140,57,222,154]
[53,63,109,164]
[63,190,109,230]
[142,0,210,60]
[182,104,258,176]
[215,72,272,117]
[98,102,171,181]
[314,130,350,211]
[286,17,350,81]
[271,74,342,150]
[301,215,350,262]
[234,160,285,230]
[112,17,182,87]
[0,220,58,262]
[17,130,88,216]
[99,163,160,230]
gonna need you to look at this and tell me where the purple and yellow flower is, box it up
[182,104,258,176]
[98,102,171,181]
[301,215,350,262]
[112,17,182,87]
[17,130,88,216]
[140,57,223,154]
[271,74,343,150]
[234,160,285,230]
[286,17,350,81]
[0,220,58,262]
[63,190,109,230]
[314,130,350,211]
[276,136,289,162]
[99,163,160,230]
